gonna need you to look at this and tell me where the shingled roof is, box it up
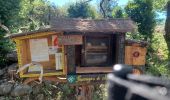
[10,18,136,38]
[51,18,136,33]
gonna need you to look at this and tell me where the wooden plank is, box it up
[66,45,76,75]
[20,71,64,78]
[125,46,133,65]
[132,46,147,65]
[76,67,112,73]
[76,74,107,84]
[76,85,94,100]
[26,35,61,69]
[82,35,112,66]
[19,33,65,76]
[20,40,29,74]
[125,46,147,66]
[63,46,67,74]
[117,34,125,64]
[58,35,83,45]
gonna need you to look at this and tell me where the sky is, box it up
[49,0,166,20]
[49,0,128,6]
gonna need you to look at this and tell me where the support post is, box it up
[76,85,94,100]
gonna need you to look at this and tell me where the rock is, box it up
[0,96,6,100]
[32,85,42,94]
[0,83,13,95]
[35,94,44,100]
[6,51,17,62]
[8,63,17,74]
[10,84,32,97]
[21,95,30,100]
[7,63,18,81]
[0,70,4,76]
[0,80,6,85]
[44,80,53,86]
[0,67,6,76]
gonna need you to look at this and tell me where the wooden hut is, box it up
[10,18,147,84]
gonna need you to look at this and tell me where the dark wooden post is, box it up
[117,33,125,64]
[66,45,76,75]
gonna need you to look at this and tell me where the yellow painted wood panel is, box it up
[125,46,133,65]
[132,46,147,65]
[125,46,147,65]
[14,32,66,77]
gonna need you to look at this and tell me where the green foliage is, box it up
[153,0,168,11]
[0,0,20,68]
[99,0,118,18]
[126,32,146,40]
[0,0,20,27]
[112,6,127,18]
[125,0,156,40]
[165,1,170,36]
[93,84,107,100]
[40,82,76,100]
[146,32,170,76]
[17,0,51,31]
[114,8,123,18]
[17,0,68,32]
[68,2,98,19]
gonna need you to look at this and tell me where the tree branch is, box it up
[84,0,93,3]
[100,0,106,18]
[0,22,10,34]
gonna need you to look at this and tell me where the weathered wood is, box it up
[66,45,76,75]
[125,39,148,47]
[63,46,67,74]
[125,45,147,65]
[125,46,132,65]
[132,46,146,65]
[76,67,112,73]
[117,33,125,64]
[16,32,65,78]
[76,85,94,100]
[82,35,112,66]
[58,35,83,45]
[21,35,57,69]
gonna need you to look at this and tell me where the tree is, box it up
[125,0,156,40]
[99,0,118,18]
[153,0,168,11]
[165,1,170,63]
[68,2,97,19]
[18,0,67,32]
[0,0,20,68]
[112,6,125,18]
[17,0,53,31]
[152,0,170,66]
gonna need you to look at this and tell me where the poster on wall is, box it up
[48,46,58,55]
[52,35,61,48]
[29,38,49,62]
[55,53,62,70]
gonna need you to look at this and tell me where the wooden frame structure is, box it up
[10,18,146,84]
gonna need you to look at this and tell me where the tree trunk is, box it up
[100,0,106,18]
[165,1,170,64]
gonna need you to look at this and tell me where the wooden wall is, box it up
[17,32,63,74]
[125,44,147,66]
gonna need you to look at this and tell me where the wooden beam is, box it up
[66,45,76,75]
[76,67,112,73]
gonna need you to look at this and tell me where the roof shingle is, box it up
[10,18,137,38]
